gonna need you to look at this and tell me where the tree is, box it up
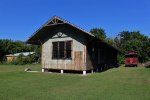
[90,28,106,40]
[105,38,114,45]
[115,31,150,63]
[0,39,41,63]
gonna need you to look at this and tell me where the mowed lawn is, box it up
[0,64,150,100]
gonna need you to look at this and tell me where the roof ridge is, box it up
[26,15,95,43]
[45,15,94,36]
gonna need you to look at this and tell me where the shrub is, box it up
[11,53,40,65]
[118,54,125,65]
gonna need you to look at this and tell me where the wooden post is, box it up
[91,70,93,74]
[83,71,86,75]
[42,68,45,72]
[61,70,64,74]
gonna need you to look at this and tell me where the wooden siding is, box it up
[6,56,16,62]
[42,30,87,71]
[86,51,93,70]
[74,51,83,70]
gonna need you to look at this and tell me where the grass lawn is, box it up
[0,64,150,100]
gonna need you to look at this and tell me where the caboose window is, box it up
[52,41,72,59]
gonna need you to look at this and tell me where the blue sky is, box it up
[0,0,150,41]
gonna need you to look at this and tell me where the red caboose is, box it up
[125,51,139,67]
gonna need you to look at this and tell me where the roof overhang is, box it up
[26,16,119,51]
[26,16,94,45]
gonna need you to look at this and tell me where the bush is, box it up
[118,54,125,65]
[11,54,25,65]
[11,53,40,65]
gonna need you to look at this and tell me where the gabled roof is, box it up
[26,16,119,51]
[26,16,94,44]
[45,16,94,36]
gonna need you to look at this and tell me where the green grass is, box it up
[0,64,150,100]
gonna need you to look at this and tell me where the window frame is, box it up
[52,40,72,59]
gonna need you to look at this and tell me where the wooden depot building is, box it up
[27,16,118,75]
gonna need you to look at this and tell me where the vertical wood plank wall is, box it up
[86,50,93,70]
[42,32,87,71]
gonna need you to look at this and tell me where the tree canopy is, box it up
[90,28,106,40]
[90,28,115,46]
[0,39,41,62]
[115,31,150,63]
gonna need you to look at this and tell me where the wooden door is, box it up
[74,51,83,70]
